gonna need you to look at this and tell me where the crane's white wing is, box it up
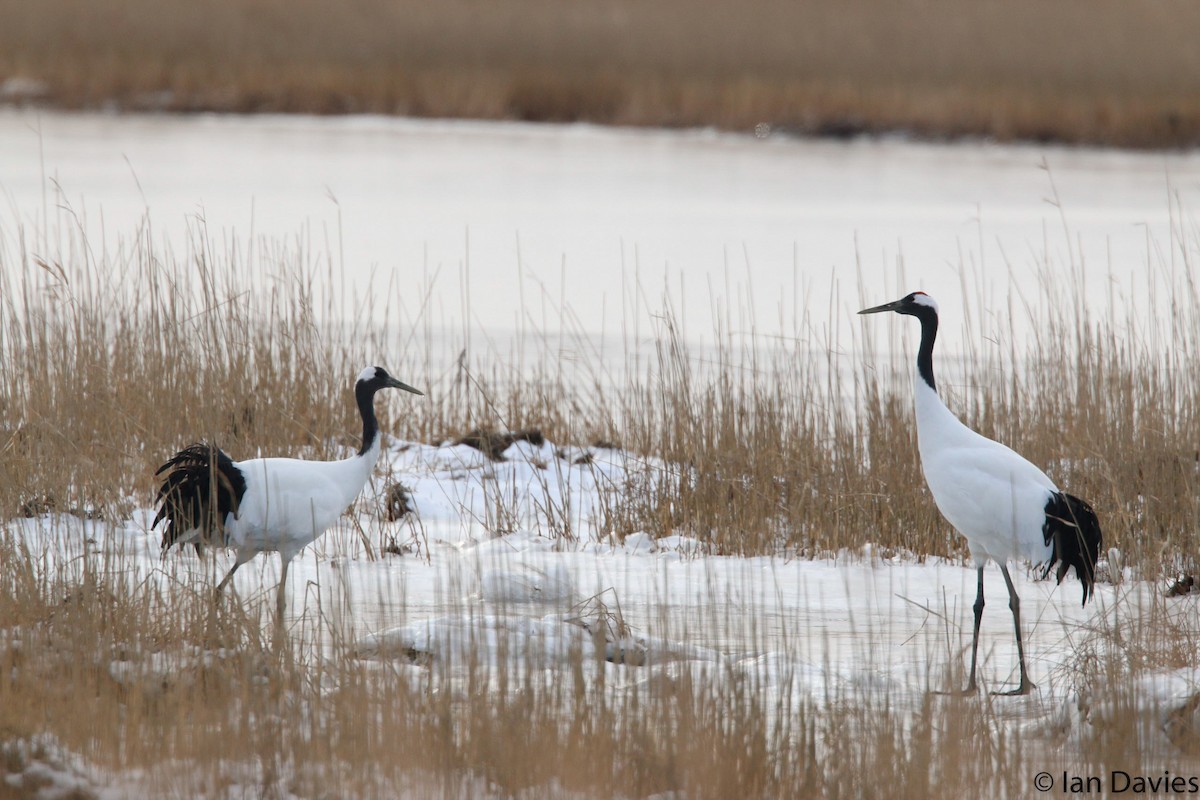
[921,434,1057,565]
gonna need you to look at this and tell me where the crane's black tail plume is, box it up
[153,442,245,555]
[1042,492,1103,605]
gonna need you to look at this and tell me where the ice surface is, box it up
[2,109,1199,349]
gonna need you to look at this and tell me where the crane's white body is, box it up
[224,441,381,567]
[914,374,1056,568]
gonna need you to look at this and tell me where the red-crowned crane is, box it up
[859,292,1101,695]
[154,366,423,621]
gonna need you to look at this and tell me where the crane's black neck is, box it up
[912,305,938,393]
[355,382,381,456]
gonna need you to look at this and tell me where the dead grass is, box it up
[2,201,1200,794]
[2,0,1200,147]
[7,527,1164,799]
[2,199,1199,568]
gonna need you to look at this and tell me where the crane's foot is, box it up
[991,678,1037,696]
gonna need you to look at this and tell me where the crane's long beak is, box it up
[387,377,424,396]
[858,298,904,315]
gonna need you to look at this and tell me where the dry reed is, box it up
[2,0,1200,147]
[2,200,1199,567]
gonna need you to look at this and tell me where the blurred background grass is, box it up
[2,0,1199,147]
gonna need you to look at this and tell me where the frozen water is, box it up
[2,109,1198,353]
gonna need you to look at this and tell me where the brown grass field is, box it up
[2,212,1198,565]
[2,0,1200,147]
[1,193,1199,795]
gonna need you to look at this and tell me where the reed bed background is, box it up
[2,0,1200,148]
[2,207,1200,796]
[2,209,1198,568]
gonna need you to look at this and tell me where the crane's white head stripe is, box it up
[910,292,939,313]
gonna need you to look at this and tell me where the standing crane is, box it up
[859,292,1101,694]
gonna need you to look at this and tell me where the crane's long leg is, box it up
[275,557,291,624]
[215,561,242,595]
[965,566,985,694]
[935,566,984,695]
[995,563,1036,695]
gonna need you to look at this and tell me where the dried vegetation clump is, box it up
[454,427,546,461]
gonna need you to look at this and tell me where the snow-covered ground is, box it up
[9,435,1200,766]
